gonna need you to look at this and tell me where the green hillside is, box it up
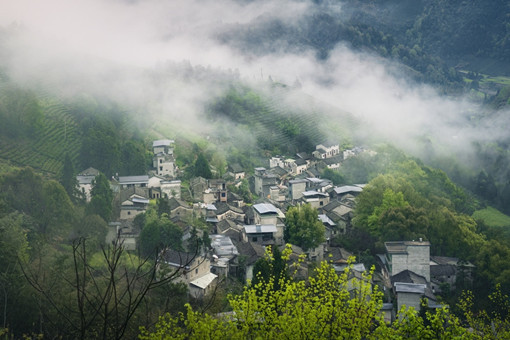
[0,84,81,175]
[473,206,510,228]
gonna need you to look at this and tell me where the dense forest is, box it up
[2,0,510,338]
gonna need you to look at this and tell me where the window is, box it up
[159,159,162,163]
[252,237,258,242]
[159,166,163,171]
[127,211,131,215]
[195,268,198,274]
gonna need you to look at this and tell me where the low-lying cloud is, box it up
[1,0,507,171]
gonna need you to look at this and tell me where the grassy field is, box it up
[472,206,510,227]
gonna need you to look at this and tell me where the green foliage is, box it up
[119,140,148,176]
[0,167,75,242]
[321,167,345,185]
[351,158,510,295]
[473,206,510,228]
[0,212,30,329]
[59,153,79,202]
[0,83,80,174]
[251,245,288,292]
[72,214,108,249]
[140,247,484,339]
[80,118,121,177]
[21,237,174,339]
[227,179,253,204]
[458,286,510,339]
[87,172,113,222]
[0,85,43,139]
[140,248,385,339]
[284,204,325,251]
[192,153,212,179]
[208,85,323,155]
[139,210,183,257]
[367,188,410,235]
[354,165,485,257]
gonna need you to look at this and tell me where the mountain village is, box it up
[76,139,474,322]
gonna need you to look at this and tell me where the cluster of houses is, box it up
[76,139,473,317]
[377,239,474,321]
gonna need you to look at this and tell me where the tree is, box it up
[193,153,212,179]
[138,212,183,258]
[59,153,79,202]
[321,167,345,185]
[79,119,120,177]
[87,173,113,222]
[251,245,288,292]
[21,237,195,340]
[0,168,75,241]
[119,141,147,176]
[139,247,472,339]
[284,204,325,251]
[0,213,30,333]
[367,188,410,236]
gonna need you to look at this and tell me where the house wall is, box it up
[254,175,263,197]
[79,184,93,202]
[203,191,216,204]
[289,181,307,200]
[120,208,145,220]
[246,264,255,282]
[245,232,274,245]
[161,181,181,199]
[148,176,162,188]
[316,144,340,158]
[170,206,193,219]
[275,224,284,245]
[189,257,211,282]
[391,244,430,281]
[296,164,307,174]
[217,210,244,221]
[254,171,277,197]
[254,213,277,226]
[269,157,284,168]
[308,244,324,262]
[153,146,166,154]
[156,157,175,177]
[396,292,422,312]
[189,279,217,299]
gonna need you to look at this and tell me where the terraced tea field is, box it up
[0,96,81,175]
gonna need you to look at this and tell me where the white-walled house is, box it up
[313,142,340,159]
[119,194,150,220]
[152,139,174,155]
[385,240,431,282]
[160,249,217,299]
[77,167,100,202]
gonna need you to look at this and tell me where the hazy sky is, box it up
[0,0,505,165]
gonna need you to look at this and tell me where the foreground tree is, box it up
[21,237,193,339]
[140,246,473,339]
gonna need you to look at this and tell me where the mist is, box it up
[1,0,507,170]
